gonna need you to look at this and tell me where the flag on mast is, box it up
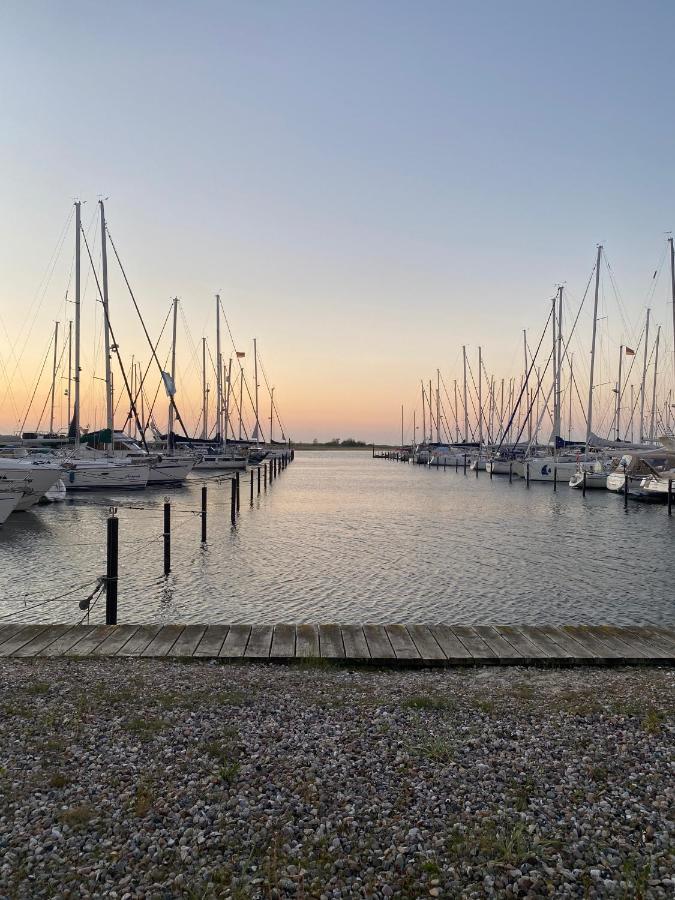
[236,351,246,358]
[625,347,636,356]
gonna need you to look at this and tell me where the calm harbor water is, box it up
[1,450,673,626]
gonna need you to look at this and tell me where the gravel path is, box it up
[0,660,672,898]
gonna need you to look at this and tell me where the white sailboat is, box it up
[0,459,65,510]
[0,489,25,525]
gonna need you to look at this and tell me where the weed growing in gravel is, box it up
[403,694,452,711]
[25,682,50,696]
[61,804,93,828]
[476,699,496,714]
[124,716,166,741]
[621,855,652,898]
[417,736,454,763]
[48,773,68,789]
[134,781,154,816]
[641,708,665,734]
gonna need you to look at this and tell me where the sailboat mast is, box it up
[73,201,81,442]
[453,379,459,442]
[585,245,602,446]
[556,286,563,437]
[670,237,675,387]
[477,347,483,447]
[238,369,243,440]
[462,346,468,442]
[639,308,651,442]
[436,370,440,443]
[649,326,661,441]
[48,320,59,434]
[67,321,72,433]
[524,331,530,444]
[253,337,260,443]
[99,201,114,444]
[201,338,208,439]
[270,387,275,444]
[420,381,426,444]
[428,379,433,442]
[215,295,222,442]
[168,297,178,442]
[616,345,623,442]
[224,357,232,443]
[568,354,574,441]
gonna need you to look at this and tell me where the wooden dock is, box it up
[0,623,673,665]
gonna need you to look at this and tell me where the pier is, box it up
[1,622,672,665]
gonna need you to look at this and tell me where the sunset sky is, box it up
[1,1,674,443]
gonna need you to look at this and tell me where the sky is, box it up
[1,1,674,443]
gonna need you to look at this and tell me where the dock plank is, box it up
[296,624,319,657]
[406,625,446,661]
[493,626,548,661]
[68,625,118,656]
[473,626,525,662]
[0,625,47,657]
[385,624,420,660]
[341,625,370,659]
[593,626,667,661]
[451,625,497,660]
[319,624,345,658]
[562,626,625,661]
[627,626,675,656]
[141,625,184,657]
[363,624,395,659]
[42,625,95,657]
[244,625,274,659]
[0,624,29,649]
[219,624,251,657]
[116,625,163,657]
[270,624,296,658]
[429,625,474,662]
[169,625,207,657]
[518,626,574,660]
[92,625,140,656]
[13,625,75,658]
[193,625,230,657]
[537,626,597,660]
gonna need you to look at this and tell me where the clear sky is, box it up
[1,1,674,442]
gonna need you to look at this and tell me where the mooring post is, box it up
[455,457,458,472]
[231,478,237,525]
[553,467,557,492]
[475,459,479,478]
[105,510,118,626]
[201,485,207,543]
[582,470,587,497]
[463,454,467,474]
[236,472,241,511]
[668,479,672,516]
[509,461,513,483]
[264,463,268,490]
[526,463,530,488]
[257,466,261,495]
[624,466,629,509]
[250,470,254,506]
[163,499,171,575]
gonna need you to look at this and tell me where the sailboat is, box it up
[0,488,25,525]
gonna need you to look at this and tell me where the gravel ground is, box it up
[0,660,672,899]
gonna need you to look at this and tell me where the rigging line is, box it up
[524,335,554,429]
[18,332,55,434]
[0,579,99,617]
[143,346,172,434]
[515,345,555,450]
[34,328,70,433]
[256,354,287,439]
[80,226,148,450]
[121,307,172,433]
[105,225,191,440]
[0,340,21,426]
[219,302,260,440]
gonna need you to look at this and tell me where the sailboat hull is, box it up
[63,462,150,490]
[0,464,65,509]
[0,490,24,525]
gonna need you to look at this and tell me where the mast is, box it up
[99,201,114,445]
[477,347,483,447]
[67,321,72,433]
[453,379,459,442]
[436,370,440,443]
[270,387,275,443]
[224,357,232,443]
[639,308,651,442]
[428,379,433,442]
[649,326,661,441]
[524,331,530,443]
[585,244,602,446]
[138,363,145,437]
[462,346,468,442]
[630,383,635,443]
[253,337,260,443]
[499,378,504,442]
[568,354,574,441]
[421,381,426,444]
[48,320,60,434]
[73,201,81,442]
[616,345,623,442]
[670,237,675,387]
[238,369,243,440]
[401,403,404,447]
[201,337,208,439]
[556,286,563,437]
[215,295,222,443]
[168,297,178,444]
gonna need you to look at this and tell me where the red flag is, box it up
[625,347,635,356]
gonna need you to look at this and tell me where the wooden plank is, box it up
[244,625,274,659]
[518,626,574,660]
[92,625,140,656]
[629,626,675,655]
[535,626,597,660]
[140,624,184,657]
[429,625,474,662]
[492,626,548,661]
[0,624,28,649]
[67,624,118,656]
[473,625,526,662]
[592,626,666,661]
[341,625,370,660]
[169,625,207,657]
[193,625,229,657]
[406,624,446,661]
[363,624,395,660]
[562,625,625,660]
[12,625,74,658]
[451,625,497,660]
[296,624,319,658]
[0,625,47,657]
[219,624,251,657]
[319,623,345,658]
[116,624,163,657]
[42,625,96,657]
[270,624,296,658]
[384,624,421,660]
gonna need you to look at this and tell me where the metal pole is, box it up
[48,320,60,434]
[253,337,261,442]
[73,201,81,442]
[639,308,651,442]
[250,470,254,506]
[168,298,178,444]
[462,346,468,443]
[216,295,222,442]
[649,326,661,441]
[67,320,72,433]
[201,337,208,439]
[586,246,603,446]
[257,465,261,494]
[105,512,118,626]
[99,201,114,444]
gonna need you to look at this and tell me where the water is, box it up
[1,450,673,626]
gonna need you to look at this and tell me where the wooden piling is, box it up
[582,470,587,497]
[257,466,261,495]
[509,461,513,483]
[105,513,118,626]
[163,500,171,575]
[201,485,207,543]
[231,478,237,525]
[264,463,268,490]
[236,472,240,511]
[668,479,672,516]
[526,463,530,487]
[553,466,557,491]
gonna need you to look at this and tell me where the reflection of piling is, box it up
[257,466,261,495]
[553,467,557,492]
[250,470,254,506]
[105,513,118,626]
[463,454,467,474]
[163,501,171,575]
[230,478,237,526]
[201,486,207,543]
[509,462,513,483]
[236,472,240,512]
[668,479,672,516]
[264,463,268,490]
[526,463,530,488]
